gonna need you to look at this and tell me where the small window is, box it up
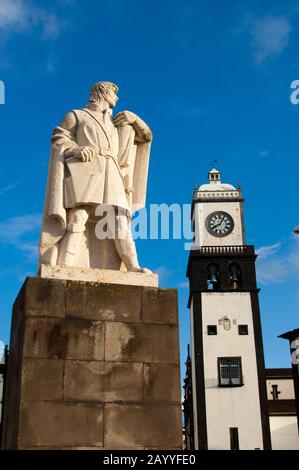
[218,357,243,386]
[238,325,248,335]
[230,428,239,450]
[207,325,217,335]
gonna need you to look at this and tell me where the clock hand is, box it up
[213,219,222,227]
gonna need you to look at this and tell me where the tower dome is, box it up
[198,168,236,191]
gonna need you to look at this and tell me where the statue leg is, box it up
[58,207,89,267]
[112,214,151,273]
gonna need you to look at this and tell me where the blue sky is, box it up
[0,0,299,376]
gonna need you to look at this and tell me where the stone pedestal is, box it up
[40,264,159,287]
[1,277,182,450]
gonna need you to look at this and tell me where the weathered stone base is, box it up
[1,277,182,450]
[40,264,159,287]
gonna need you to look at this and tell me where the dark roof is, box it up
[266,368,293,379]
[278,328,299,341]
[268,399,297,416]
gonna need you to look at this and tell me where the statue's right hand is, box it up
[71,146,97,162]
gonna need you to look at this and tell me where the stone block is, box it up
[105,322,180,364]
[66,282,142,323]
[144,446,183,450]
[23,317,104,360]
[21,358,64,401]
[64,361,143,402]
[98,446,145,450]
[143,288,178,325]
[24,277,66,318]
[144,364,181,402]
[62,447,104,450]
[19,402,103,448]
[104,403,182,448]
[41,264,158,287]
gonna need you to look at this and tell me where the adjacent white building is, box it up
[266,368,299,450]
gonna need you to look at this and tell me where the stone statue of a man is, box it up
[39,82,152,272]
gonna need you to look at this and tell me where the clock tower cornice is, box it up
[191,192,244,218]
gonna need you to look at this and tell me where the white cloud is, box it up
[256,257,288,284]
[154,266,172,282]
[0,0,27,28]
[240,14,291,65]
[253,16,291,64]
[178,281,189,289]
[256,238,299,284]
[0,163,47,197]
[0,214,41,243]
[0,0,66,40]
[18,242,38,260]
[0,181,20,195]
[39,11,65,40]
[0,214,41,264]
[256,242,282,259]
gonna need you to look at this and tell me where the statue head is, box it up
[89,81,119,108]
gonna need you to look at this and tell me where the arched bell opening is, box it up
[207,263,220,290]
[229,263,242,290]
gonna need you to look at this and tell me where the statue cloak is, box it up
[39,109,151,266]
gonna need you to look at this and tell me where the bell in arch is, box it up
[207,263,220,289]
[229,263,242,289]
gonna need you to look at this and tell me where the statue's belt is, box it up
[97,148,121,171]
[66,147,132,195]
[98,148,116,160]
[97,149,132,195]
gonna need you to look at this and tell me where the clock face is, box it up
[206,211,234,237]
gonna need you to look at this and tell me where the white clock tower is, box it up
[193,168,245,248]
[187,168,271,450]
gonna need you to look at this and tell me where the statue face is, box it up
[104,87,119,108]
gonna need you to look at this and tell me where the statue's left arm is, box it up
[113,111,152,143]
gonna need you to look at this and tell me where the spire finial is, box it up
[208,167,221,184]
[209,159,219,168]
